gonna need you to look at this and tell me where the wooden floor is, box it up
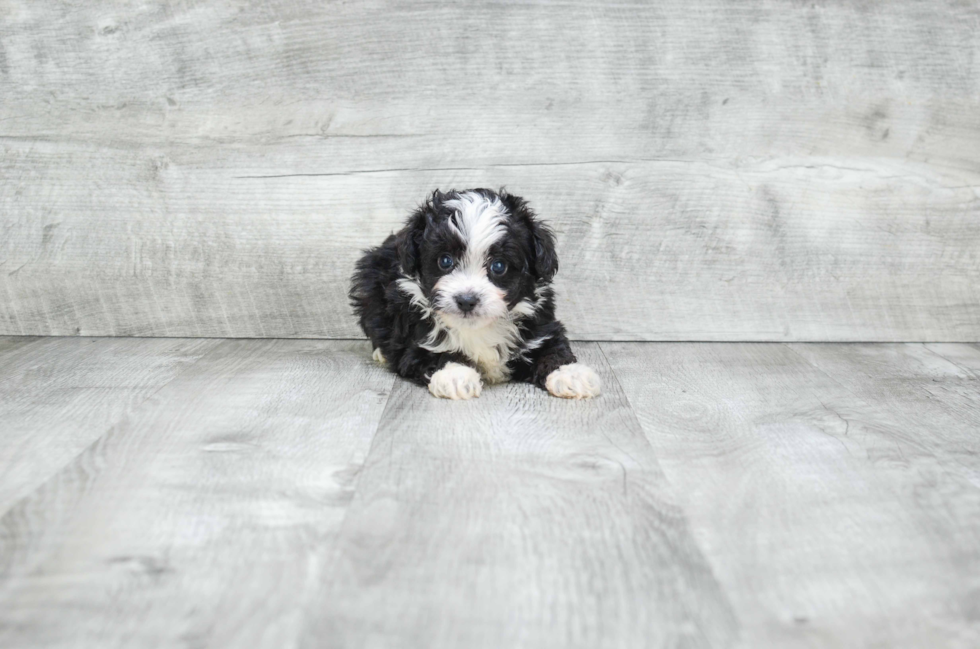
[1,337,979,648]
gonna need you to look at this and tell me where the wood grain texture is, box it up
[787,342,980,492]
[2,1,979,340]
[300,343,737,649]
[0,336,219,516]
[0,336,31,356]
[602,342,980,648]
[0,340,394,649]
[3,339,979,646]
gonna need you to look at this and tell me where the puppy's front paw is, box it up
[428,362,483,400]
[546,363,601,399]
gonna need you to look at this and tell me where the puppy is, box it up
[350,188,600,400]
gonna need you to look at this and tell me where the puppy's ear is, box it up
[395,208,425,275]
[502,191,558,281]
[530,218,558,281]
[395,190,441,275]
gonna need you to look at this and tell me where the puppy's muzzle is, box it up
[454,293,480,314]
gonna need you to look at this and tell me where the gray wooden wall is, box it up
[2,0,978,341]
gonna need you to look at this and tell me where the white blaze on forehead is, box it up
[443,191,508,270]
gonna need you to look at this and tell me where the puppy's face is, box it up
[398,189,557,329]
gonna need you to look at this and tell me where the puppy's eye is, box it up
[438,254,454,271]
[490,259,507,276]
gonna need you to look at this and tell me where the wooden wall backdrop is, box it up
[1,0,978,341]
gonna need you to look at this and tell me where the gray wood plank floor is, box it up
[603,342,980,648]
[1,338,979,648]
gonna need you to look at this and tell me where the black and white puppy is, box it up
[350,188,601,400]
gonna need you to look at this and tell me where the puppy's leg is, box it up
[524,331,601,399]
[395,348,482,400]
[544,362,601,399]
[427,362,483,400]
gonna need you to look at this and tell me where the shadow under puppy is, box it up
[350,188,601,400]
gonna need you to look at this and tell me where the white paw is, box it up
[546,363,601,399]
[428,362,483,400]
[372,348,386,365]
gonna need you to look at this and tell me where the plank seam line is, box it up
[593,341,742,643]
[593,342,668,469]
[231,157,699,179]
[288,367,400,630]
[921,344,980,381]
[3,335,979,344]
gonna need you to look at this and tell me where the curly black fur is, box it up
[349,188,577,390]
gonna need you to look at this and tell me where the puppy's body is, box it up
[350,189,599,399]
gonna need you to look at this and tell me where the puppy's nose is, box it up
[454,293,480,313]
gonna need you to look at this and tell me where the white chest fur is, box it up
[422,314,520,384]
[396,275,528,384]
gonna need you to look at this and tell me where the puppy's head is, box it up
[396,188,557,329]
